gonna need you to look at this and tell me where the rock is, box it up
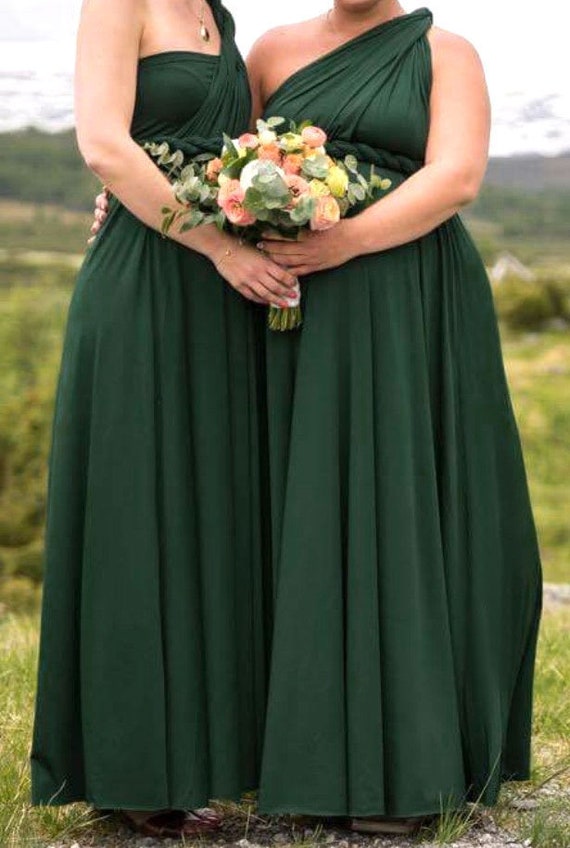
[510,798,540,811]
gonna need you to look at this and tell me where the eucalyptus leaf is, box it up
[352,184,366,202]
[344,155,358,173]
[266,116,286,128]
[302,156,329,180]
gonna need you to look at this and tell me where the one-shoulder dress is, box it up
[31,1,270,810]
[258,8,543,818]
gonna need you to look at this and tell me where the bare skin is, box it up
[247,0,491,276]
[78,0,297,308]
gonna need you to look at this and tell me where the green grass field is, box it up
[1,609,568,848]
[501,330,570,584]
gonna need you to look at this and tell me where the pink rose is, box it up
[282,153,304,175]
[220,185,257,226]
[238,133,260,150]
[217,179,242,208]
[310,195,341,231]
[257,143,283,165]
[285,174,311,206]
[206,157,224,182]
[301,126,328,148]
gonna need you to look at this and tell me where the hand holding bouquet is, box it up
[146,118,391,330]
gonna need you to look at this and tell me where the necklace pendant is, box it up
[200,23,210,42]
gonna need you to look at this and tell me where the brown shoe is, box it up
[350,816,429,835]
[122,809,221,838]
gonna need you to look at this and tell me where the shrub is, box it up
[492,276,556,331]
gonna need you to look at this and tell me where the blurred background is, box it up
[0,0,569,613]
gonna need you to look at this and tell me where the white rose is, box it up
[259,129,277,146]
[240,160,285,191]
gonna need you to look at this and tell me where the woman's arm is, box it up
[76,0,297,304]
[259,29,491,276]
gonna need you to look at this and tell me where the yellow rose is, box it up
[308,179,331,198]
[281,132,304,153]
[326,165,350,198]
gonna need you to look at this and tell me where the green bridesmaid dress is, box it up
[31,1,270,810]
[259,8,542,818]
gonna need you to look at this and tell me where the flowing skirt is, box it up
[31,206,271,809]
[258,216,542,817]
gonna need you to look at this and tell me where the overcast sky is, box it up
[3,0,567,101]
[2,0,568,155]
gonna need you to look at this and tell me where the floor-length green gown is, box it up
[258,8,543,818]
[31,1,270,810]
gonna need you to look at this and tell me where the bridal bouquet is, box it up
[146,117,391,330]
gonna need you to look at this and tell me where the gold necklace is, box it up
[190,0,210,43]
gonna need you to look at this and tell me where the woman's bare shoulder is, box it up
[428,25,484,69]
[79,0,145,28]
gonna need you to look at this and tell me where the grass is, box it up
[500,329,570,584]
[0,200,92,256]
[0,607,568,847]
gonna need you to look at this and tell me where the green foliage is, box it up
[471,185,570,240]
[493,276,556,331]
[0,203,92,254]
[501,331,570,584]
[0,269,69,608]
[0,129,99,211]
[491,272,570,332]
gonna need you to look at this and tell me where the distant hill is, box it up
[485,151,570,192]
[0,130,569,234]
[0,129,98,211]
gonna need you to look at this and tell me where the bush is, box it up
[493,276,556,331]
[0,576,41,614]
[542,276,570,322]
[2,540,45,584]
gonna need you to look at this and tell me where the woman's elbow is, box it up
[450,165,485,207]
[77,133,131,182]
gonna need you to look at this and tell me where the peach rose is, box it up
[285,174,311,207]
[238,133,260,150]
[206,157,224,182]
[301,126,328,148]
[282,153,304,175]
[220,185,257,226]
[310,195,341,231]
[257,143,283,165]
[217,179,242,208]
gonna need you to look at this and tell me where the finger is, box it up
[266,264,298,288]
[260,231,290,242]
[95,192,108,210]
[246,277,290,306]
[259,241,304,256]
[242,288,267,305]
[288,265,316,277]
[95,209,106,222]
[260,274,299,304]
[90,222,101,235]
